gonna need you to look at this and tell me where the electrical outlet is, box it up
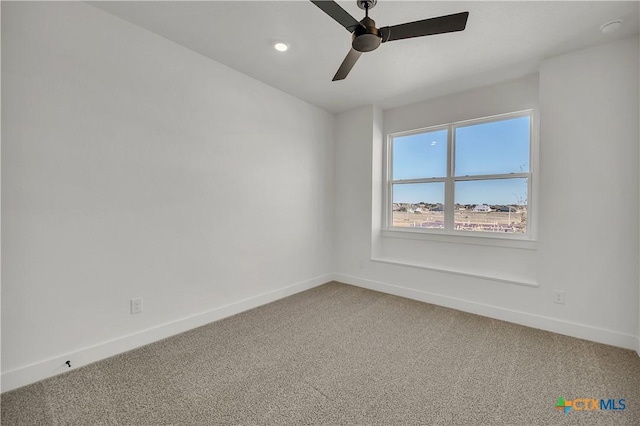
[130,298,143,314]
[553,290,565,305]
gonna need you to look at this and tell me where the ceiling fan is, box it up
[310,0,469,81]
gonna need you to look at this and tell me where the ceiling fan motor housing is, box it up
[352,16,381,52]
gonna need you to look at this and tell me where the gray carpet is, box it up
[2,282,639,425]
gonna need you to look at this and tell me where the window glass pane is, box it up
[455,115,530,176]
[392,182,445,229]
[454,178,527,233]
[392,129,447,180]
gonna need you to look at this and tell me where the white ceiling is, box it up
[90,1,640,114]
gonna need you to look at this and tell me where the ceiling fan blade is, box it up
[380,11,469,43]
[332,48,362,81]
[310,0,362,32]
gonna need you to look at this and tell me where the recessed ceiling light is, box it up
[274,42,289,52]
[600,20,623,34]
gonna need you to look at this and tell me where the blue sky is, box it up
[392,116,529,205]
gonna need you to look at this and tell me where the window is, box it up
[386,111,533,238]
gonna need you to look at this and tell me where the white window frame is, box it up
[383,110,537,247]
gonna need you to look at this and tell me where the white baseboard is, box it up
[334,273,639,351]
[3,273,636,392]
[1,274,332,393]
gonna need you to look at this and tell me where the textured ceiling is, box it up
[90,1,640,113]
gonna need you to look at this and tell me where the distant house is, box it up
[493,206,511,212]
[473,204,491,212]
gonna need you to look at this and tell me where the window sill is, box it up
[370,256,539,287]
[381,228,538,250]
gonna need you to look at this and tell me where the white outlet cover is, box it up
[130,298,143,314]
[553,291,565,304]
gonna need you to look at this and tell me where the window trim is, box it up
[383,109,537,243]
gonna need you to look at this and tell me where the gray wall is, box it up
[2,2,335,390]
